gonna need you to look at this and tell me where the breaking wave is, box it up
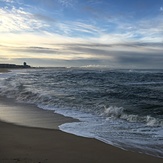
[102,106,163,127]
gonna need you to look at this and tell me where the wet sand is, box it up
[0,98,163,163]
[0,96,76,129]
[0,69,10,73]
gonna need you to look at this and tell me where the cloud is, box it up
[160,7,163,11]
[1,0,14,3]
[7,48,163,69]
[113,15,163,43]
[58,0,78,8]
[0,6,49,33]
[11,46,59,54]
[115,51,163,69]
[62,21,101,36]
[1,0,162,43]
[59,42,163,68]
[0,0,163,69]
[1,39,163,68]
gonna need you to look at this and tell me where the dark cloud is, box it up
[1,41,163,69]
[26,47,59,54]
[67,46,112,57]
[57,42,163,49]
[62,42,163,68]
[116,55,150,64]
[5,46,60,54]
[114,51,163,69]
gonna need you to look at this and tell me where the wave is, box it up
[124,82,163,86]
[101,106,124,118]
[102,106,163,127]
[0,77,163,127]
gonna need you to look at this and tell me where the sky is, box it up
[0,0,163,68]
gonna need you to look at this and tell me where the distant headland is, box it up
[0,62,31,69]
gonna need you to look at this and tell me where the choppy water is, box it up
[0,68,163,157]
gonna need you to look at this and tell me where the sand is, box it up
[0,71,162,163]
[0,69,10,73]
[0,96,77,129]
[0,120,162,163]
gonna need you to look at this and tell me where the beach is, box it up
[0,68,163,162]
[0,96,76,130]
[0,69,10,73]
[0,121,163,163]
[0,98,163,163]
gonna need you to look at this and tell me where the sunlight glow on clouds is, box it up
[0,0,163,68]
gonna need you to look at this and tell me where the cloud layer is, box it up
[0,0,163,68]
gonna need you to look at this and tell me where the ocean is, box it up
[0,68,163,157]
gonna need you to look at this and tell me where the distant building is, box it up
[23,62,30,68]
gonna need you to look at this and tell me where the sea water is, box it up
[0,68,163,157]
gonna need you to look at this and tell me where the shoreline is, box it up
[0,97,162,162]
[0,120,162,163]
[0,96,77,130]
[0,68,10,73]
